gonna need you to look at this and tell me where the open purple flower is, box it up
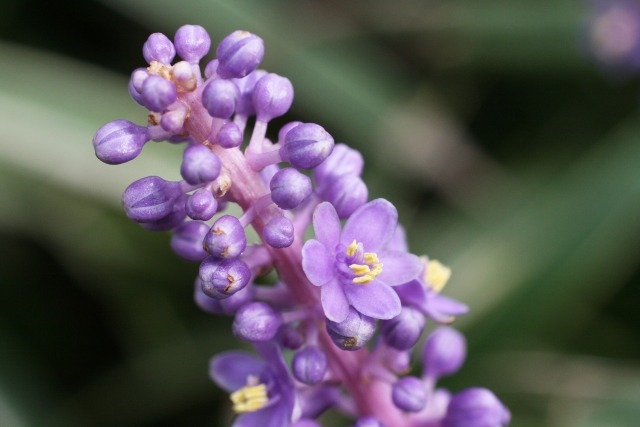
[302,199,422,322]
[209,343,295,427]
[394,258,468,323]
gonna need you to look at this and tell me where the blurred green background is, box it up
[1,0,640,426]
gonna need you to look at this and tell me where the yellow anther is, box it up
[346,240,358,257]
[349,264,371,276]
[425,260,451,293]
[230,384,268,414]
[364,252,379,265]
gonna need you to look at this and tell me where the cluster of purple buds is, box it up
[93,24,510,427]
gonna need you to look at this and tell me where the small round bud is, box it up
[93,120,149,165]
[234,69,267,116]
[143,33,176,64]
[392,376,427,412]
[122,176,182,223]
[253,73,294,122]
[195,277,255,315]
[174,24,211,63]
[201,79,239,119]
[270,168,312,210]
[326,308,376,351]
[200,256,251,299]
[443,388,510,427]
[130,68,149,93]
[216,121,243,148]
[278,121,302,144]
[354,416,386,427]
[160,107,188,134]
[172,61,197,91]
[140,75,177,112]
[186,189,218,221]
[204,59,218,78]
[216,31,265,79]
[319,174,368,219]
[292,346,328,385]
[423,326,467,380]
[180,144,221,185]
[232,302,282,342]
[314,143,364,181]
[263,216,294,248]
[170,221,209,261]
[278,324,305,350]
[380,306,425,351]
[281,123,335,169]
[203,215,247,258]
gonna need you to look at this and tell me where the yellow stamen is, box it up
[349,264,371,276]
[345,241,383,285]
[230,384,268,413]
[425,259,451,293]
[346,240,358,257]
[364,252,379,264]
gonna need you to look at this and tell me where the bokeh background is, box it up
[2,0,640,426]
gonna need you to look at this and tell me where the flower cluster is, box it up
[93,24,510,427]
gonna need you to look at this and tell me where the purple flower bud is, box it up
[201,79,239,119]
[216,30,265,79]
[423,326,467,380]
[270,168,312,210]
[278,121,302,144]
[253,73,294,122]
[122,176,182,223]
[172,61,197,91]
[143,32,176,64]
[180,144,221,185]
[232,301,282,342]
[354,416,387,427]
[141,75,177,112]
[195,277,255,315]
[278,324,305,350]
[186,189,218,221]
[233,69,267,116]
[140,194,187,231]
[130,68,149,93]
[443,388,510,427]
[392,376,427,412]
[204,59,218,79]
[200,256,251,299]
[170,221,209,261]
[93,120,149,165]
[380,306,425,351]
[174,24,211,63]
[326,307,376,351]
[263,216,294,248]
[314,143,364,181]
[216,121,243,148]
[203,215,247,258]
[292,346,328,385]
[319,174,368,219]
[281,123,335,169]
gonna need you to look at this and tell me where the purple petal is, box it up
[340,199,397,252]
[394,279,427,307]
[209,351,265,392]
[377,251,423,286]
[302,240,334,286]
[422,294,469,323]
[344,282,401,320]
[232,403,290,427]
[321,279,350,322]
[387,224,408,252]
[312,202,341,248]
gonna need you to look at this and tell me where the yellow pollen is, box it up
[425,259,451,293]
[230,384,268,413]
[346,240,358,257]
[349,264,371,276]
[364,252,379,264]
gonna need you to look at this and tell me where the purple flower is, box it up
[209,343,294,427]
[302,199,422,322]
[394,258,468,323]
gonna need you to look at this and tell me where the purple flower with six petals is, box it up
[302,199,422,322]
